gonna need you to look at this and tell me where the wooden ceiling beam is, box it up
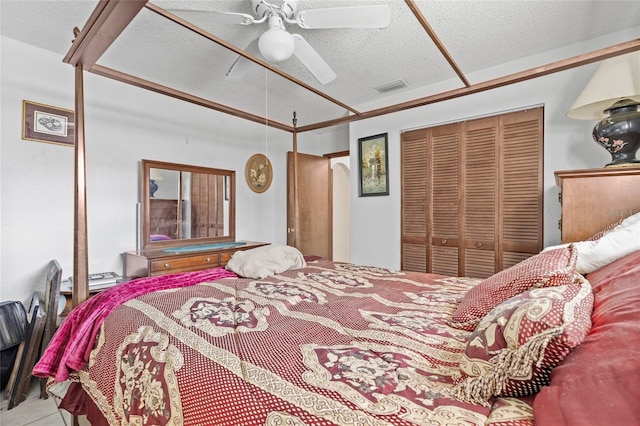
[405,0,470,87]
[297,38,640,132]
[90,64,294,132]
[64,0,148,68]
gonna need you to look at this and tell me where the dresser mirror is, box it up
[141,159,235,249]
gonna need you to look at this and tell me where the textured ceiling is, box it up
[2,0,640,130]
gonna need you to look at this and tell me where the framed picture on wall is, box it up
[358,133,389,196]
[245,153,273,193]
[22,100,75,146]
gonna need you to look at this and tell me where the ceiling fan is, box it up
[174,0,391,84]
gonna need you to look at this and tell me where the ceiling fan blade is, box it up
[291,34,336,85]
[168,9,259,26]
[294,5,390,29]
[225,39,260,81]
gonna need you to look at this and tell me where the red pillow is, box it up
[453,275,593,405]
[532,250,640,425]
[450,246,578,331]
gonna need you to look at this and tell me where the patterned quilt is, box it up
[61,259,534,425]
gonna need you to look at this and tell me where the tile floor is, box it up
[1,379,89,426]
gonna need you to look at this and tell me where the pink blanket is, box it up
[32,268,237,382]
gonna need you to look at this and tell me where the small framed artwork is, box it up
[245,153,273,193]
[22,100,75,146]
[358,133,389,196]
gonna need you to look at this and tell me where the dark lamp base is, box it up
[593,104,640,168]
[150,179,158,197]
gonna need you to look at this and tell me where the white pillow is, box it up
[572,212,640,274]
[225,244,307,279]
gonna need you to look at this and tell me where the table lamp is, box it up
[567,51,640,167]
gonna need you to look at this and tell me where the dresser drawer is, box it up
[220,251,234,266]
[150,254,220,274]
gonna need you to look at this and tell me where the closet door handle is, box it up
[440,238,447,245]
[475,242,483,248]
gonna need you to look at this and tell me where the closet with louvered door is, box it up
[401,107,543,278]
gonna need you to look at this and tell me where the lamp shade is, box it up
[149,168,164,182]
[567,51,640,120]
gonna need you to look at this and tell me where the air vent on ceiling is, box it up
[375,79,408,93]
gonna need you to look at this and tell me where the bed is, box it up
[33,218,640,425]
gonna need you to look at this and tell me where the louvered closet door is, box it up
[192,173,207,238]
[501,108,543,268]
[191,174,223,238]
[463,117,498,278]
[400,107,543,277]
[210,175,224,237]
[430,124,461,277]
[401,129,428,271]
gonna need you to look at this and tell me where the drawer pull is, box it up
[205,257,211,262]
[441,238,447,245]
[164,263,170,268]
[475,242,482,248]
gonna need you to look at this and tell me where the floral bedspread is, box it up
[66,259,534,425]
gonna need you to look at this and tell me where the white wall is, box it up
[0,37,325,304]
[347,30,639,269]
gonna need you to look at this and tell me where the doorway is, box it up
[331,158,350,262]
[287,152,351,262]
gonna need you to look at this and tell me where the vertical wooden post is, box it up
[72,65,89,308]
[292,112,299,248]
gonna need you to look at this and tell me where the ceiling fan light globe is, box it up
[258,28,295,62]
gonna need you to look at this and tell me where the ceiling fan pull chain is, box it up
[265,69,269,162]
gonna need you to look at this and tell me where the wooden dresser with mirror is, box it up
[125,159,267,277]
